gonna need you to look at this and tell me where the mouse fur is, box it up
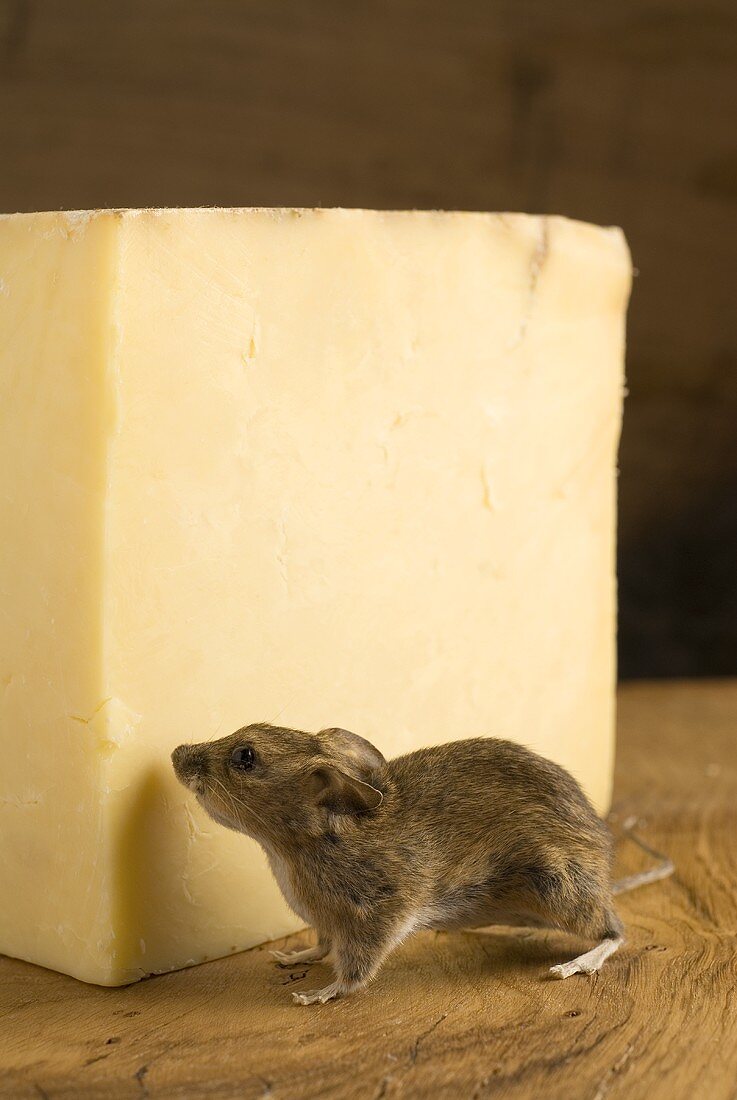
[172,723,627,1004]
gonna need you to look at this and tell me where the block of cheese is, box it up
[0,208,630,985]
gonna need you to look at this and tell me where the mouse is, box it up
[171,723,673,1005]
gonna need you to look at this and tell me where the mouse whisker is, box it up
[209,775,243,820]
[267,692,299,725]
[211,776,254,816]
[208,775,271,837]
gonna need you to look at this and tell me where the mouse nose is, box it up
[171,744,188,778]
[171,743,208,782]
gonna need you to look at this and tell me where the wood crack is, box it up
[408,1010,449,1064]
[592,1041,636,1100]
[134,1064,149,1096]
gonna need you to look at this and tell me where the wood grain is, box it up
[1,680,736,1098]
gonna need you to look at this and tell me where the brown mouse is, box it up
[171,724,672,1005]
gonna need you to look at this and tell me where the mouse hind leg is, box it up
[547,875,625,979]
[512,860,625,980]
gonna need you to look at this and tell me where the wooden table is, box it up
[2,681,736,1099]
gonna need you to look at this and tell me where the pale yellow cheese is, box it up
[0,208,630,985]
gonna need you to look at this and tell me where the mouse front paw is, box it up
[291,982,341,1006]
[271,948,306,966]
[271,944,329,968]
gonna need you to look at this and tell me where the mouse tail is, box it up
[611,824,675,896]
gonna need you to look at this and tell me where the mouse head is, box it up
[171,723,386,843]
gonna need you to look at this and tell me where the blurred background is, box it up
[1,0,734,678]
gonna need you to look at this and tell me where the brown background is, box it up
[1,0,735,677]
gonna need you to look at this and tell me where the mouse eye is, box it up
[230,745,256,771]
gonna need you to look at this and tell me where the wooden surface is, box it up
[1,0,736,677]
[1,680,736,1098]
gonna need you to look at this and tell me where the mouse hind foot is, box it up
[548,904,624,980]
[549,933,623,979]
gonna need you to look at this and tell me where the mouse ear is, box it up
[318,727,386,777]
[306,766,383,816]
